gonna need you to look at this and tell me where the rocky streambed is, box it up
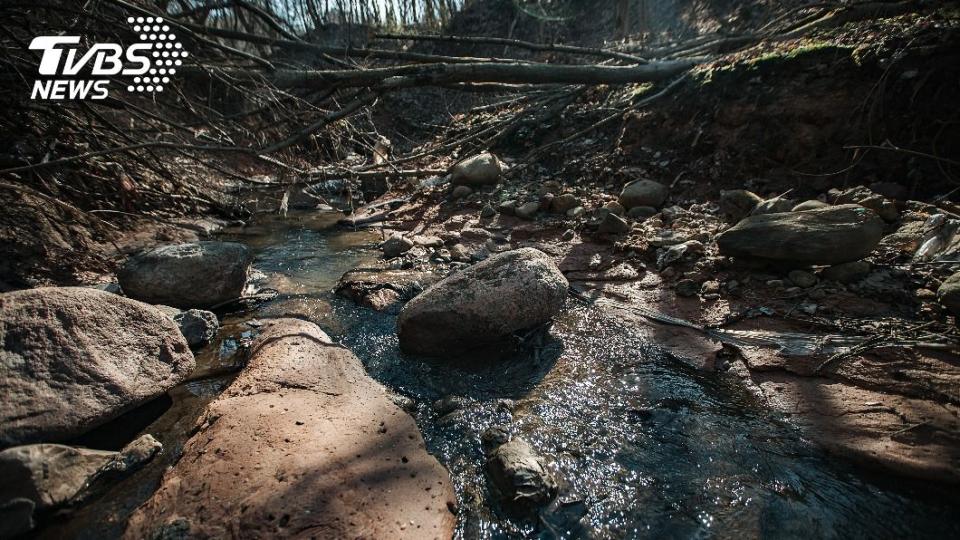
[2,209,960,539]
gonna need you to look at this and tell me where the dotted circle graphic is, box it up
[125,16,187,94]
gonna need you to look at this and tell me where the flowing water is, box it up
[45,211,960,539]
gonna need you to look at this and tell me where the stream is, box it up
[43,210,960,539]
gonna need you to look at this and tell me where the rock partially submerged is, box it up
[125,319,456,539]
[398,248,568,357]
[485,436,557,511]
[118,241,252,309]
[716,204,884,265]
[0,288,194,446]
[450,152,502,186]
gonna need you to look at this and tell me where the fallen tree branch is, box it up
[374,32,648,64]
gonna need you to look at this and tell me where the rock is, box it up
[0,434,162,533]
[751,196,795,216]
[834,185,899,222]
[118,242,252,309]
[449,243,471,262]
[515,201,540,220]
[716,205,884,265]
[173,309,218,347]
[602,200,625,216]
[878,220,927,254]
[433,395,468,416]
[450,152,501,186]
[498,200,517,216]
[821,260,871,283]
[937,272,960,315]
[627,205,658,220]
[538,181,561,196]
[0,498,34,538]
[598,212,631,234]
[619,180,668,209]
[675,279,699,297]
[719,189,762,222]
[657,240,704,269]
[486,437,557,511]
[336,268,438,313]
[792,200,830,212]
[561,229,575,241]
[550,193,580,214]
[567,206,586,219]
[538,193,555,212]
[124,320,456,540]
[397,248,568,357]
[382,234,414,258]
[701,280,721,294]
[480,204,497,218]
[450,185,473,200]
[0,288,194,446]
[788,270,818,288]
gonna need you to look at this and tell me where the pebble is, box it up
[788,270,818,288]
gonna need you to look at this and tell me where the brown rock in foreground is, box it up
[125,319,456,540]
[0,287,194,446]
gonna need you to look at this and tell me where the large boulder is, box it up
[124,319,456,540]
[716,204,884,265]
[450,152,502,186]
[117,241,252,309]
[0,288,194,446]
[398,248,568,357]
[619,180,668,209]
[0,435,161,536]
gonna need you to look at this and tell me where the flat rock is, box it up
[118,241,252,309]
[398,248,568,357]
[0,287,194,446]
[124,319,456,539]
[716,204,884,265]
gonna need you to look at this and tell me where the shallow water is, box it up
[46,211,960,539]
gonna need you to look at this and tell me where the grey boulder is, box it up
[450,152,502,186]
[0,287,194,446]
[118,242,252,309]
[716,204,884,265]
[619,180,668,209]
[397,248,568,357]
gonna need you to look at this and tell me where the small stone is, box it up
[480,204,497,218]
[598,212,631,234]
[766,279,785,288]
[752,197,795,216]
[937,272,960,315]
[498,200,517,216]
[675,279,699,297]
[916,288,936,300]
[173,309,219,347]
[382,234,414,259]
[550,193,580,214]
[720,190,762,222]
[821,260,871,284]
[627,206,658,220]
[449,244,471,262]
[450,185,473,200]
[566,206,585,219]
[792,200,830,212]
[515,201,540,220]
[701,280,721,294]
[561,229,575,241]
[602,201,626,216]
[788,270,818,288]
[450,152,502,186]
[486,438,557,511]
